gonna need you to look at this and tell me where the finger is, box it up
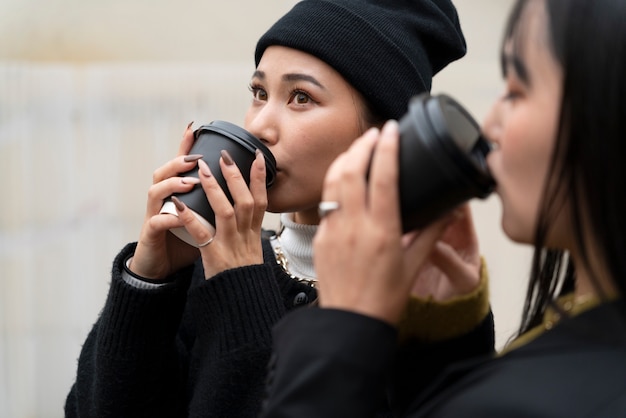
[152,154,203,185]
[316,155,347,240]
[402,216,450,279]
[429,240,481,293]
[146,176,201,216]
[322,128,379,202]
[197,158,237,234]
[401,230,420,248]
[249,150,268,230]
[337,127,380,220]
[219,150,256,231]
[439,204,477,248]
[170,196,215,248]
[368,120,401,232]
[321,151,348,203]
[144,212,186,240]
[177,121,196,156]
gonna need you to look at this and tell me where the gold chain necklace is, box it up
[270,234,318,288]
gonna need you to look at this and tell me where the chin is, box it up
[264,200,282,214]
[265,198,296,215]
[501,216,534,245]
[265,187,284,212]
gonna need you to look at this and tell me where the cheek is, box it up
[300,111,362,167]
[494,126,554,243]
[243,104,259,127]
[296,135,350,181]
[490,153,536,242]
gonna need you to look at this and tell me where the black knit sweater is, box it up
[65,237,317,418]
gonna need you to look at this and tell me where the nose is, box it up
[244,104,279,146]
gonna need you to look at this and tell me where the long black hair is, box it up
[503,0,626,335]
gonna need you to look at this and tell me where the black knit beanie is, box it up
[254,0,467,120]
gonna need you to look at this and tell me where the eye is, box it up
[502,74,525,102]
[503,90,521,101]
[249,84,268,101]
[289,89,314,105]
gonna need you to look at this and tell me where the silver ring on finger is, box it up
[197,236,214,247]
[318,201,340,219]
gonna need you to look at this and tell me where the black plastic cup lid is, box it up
[195,120,277,187]
[421,94,495,197]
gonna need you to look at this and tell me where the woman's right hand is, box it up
[314,122,449,324]
[129,122,203,280]
[314,121,480,325]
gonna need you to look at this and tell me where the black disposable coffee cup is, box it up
[160,121,277,247]
[397,93,495,232]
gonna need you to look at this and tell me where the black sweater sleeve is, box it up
[66,239,314,418]
[181,261,287,416]
[65,243,194,418]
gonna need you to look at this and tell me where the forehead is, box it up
[254,45,362,97]
[507,1,548,52]
[256,46,331,75]
[502,0,551,77]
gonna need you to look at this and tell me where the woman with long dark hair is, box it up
[261,0,626,416]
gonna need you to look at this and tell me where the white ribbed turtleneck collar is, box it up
[270,213,318,280]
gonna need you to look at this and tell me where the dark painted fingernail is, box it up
[221,150,235,166]
[171,196,185,212]
[184,154,203,163]
[187,121,194,130]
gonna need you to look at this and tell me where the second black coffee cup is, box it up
[161,121,276,247]
[397,93,495,231]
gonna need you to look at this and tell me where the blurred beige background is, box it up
[0,0,527,416]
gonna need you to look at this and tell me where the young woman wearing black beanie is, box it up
[261,0,626,416]
[65,1,473,416]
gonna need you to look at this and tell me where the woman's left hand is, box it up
[408,203,481,302]
[172,150,268,279]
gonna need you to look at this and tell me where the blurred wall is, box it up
[0,0,528,416]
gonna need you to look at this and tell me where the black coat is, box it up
[261,301,626,417]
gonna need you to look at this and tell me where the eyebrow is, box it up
[501,52,530,85]
[251,70,325,89]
